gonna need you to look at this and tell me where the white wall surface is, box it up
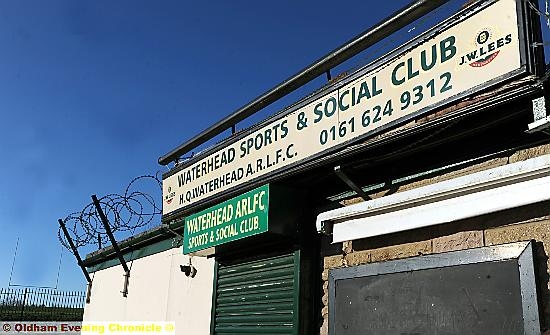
[83,246,215,335]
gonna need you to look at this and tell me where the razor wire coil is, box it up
[58,174,162,251]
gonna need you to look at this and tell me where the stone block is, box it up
[341,198,364,206]
[432,231,483,253]
[485,220,550,246]
[322,269,329,281]
[370,240,431,263]
[321,305,328,317]
[344,250,371,266]
[324,255,344,269]
[320,318,328,335]
[509,144,550,164]
[342,241,353,254]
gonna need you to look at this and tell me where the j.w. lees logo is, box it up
[164,186,176,205]
[459,28,512,67]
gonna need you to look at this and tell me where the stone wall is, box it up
[320,143,550,334]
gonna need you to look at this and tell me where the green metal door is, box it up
[211,251,301,335]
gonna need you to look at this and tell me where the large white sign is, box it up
[163,0,524,215]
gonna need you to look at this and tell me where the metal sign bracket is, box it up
[334,166,371,201]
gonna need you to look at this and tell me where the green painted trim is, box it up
[87,238,180,273]
[292,250,301,335]
[209,261,219,335]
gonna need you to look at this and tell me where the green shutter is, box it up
[212,252,300,335]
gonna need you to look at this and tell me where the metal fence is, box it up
[0,288,85,321]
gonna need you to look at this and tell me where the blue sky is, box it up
[0,0,548,291]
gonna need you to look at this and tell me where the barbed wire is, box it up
[58,174,162,251]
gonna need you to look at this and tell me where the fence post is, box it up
[19,288,28,319]
[0,288,4,318]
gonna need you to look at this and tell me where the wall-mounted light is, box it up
[180,265,197,278]
[180,256,197,278]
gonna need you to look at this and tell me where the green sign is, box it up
[183,184,269,254]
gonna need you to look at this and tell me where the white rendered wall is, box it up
[83,247,215,335]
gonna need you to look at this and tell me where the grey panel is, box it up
[329,241,540,335]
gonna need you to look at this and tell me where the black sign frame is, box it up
[328,241,540,335]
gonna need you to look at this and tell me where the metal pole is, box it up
[91,195,129,274]
[8,237,19,286]
[158,0,451,165]
[58,219,92,284]
[91,195,130,297]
